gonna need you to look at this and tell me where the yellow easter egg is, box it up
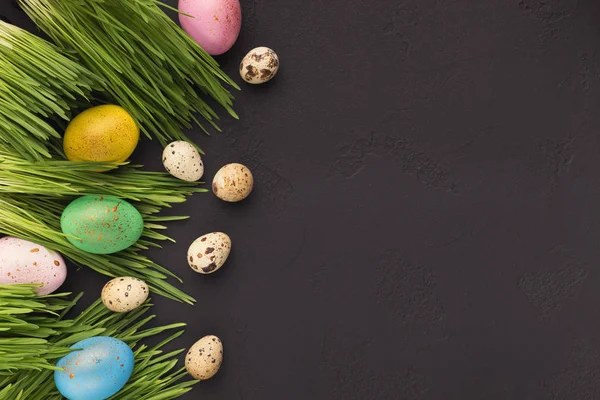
[63,105,139,163]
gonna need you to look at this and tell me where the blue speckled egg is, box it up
[54,336,134,400]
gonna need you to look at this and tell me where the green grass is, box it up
[0,285,197,399]
[0,21,100,160]
[19,0,239,152]
[0,152,204,303]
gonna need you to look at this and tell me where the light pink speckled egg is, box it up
[0,237,67,295]
[179,0,242,56]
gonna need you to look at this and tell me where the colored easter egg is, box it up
[54,336,134,400]
[0,237,66,295]
[60,196,144,254]
[64,105,139,163]
[179,0,242,55]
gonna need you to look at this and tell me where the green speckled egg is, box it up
[61,196,144,254]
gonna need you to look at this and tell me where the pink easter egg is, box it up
[0,237,67,295]
[179,0,242,56]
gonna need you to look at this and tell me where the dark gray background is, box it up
[4,0,600,398]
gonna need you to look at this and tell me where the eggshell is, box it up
[64,105,139,163]
[61,196,144,255]
[188,232,231,274]
[240,47,280,84]
[179,0,242,55]
[212,163,254,202]
[0,237,66,295]
[102,277,149,313]
[185,335,223,380]
[162,141,204,182]
[54,336,134,400]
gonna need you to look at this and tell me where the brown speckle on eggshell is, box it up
[101,276,149,312]
[185,335,223,380]
[212,163,254,202]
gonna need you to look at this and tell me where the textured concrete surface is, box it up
[5,0,600,398]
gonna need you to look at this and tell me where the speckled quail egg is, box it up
[212,163,254,202]
[162,141,204,182]
[188,232,231,274]
[101,277,149,312]
[240,47,279,84]
[185,335,223,380]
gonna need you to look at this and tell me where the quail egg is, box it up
[101,276,149,312]
[240,47,279,84]
[162,141,204,182]
[188,232,231,274]
[185,335,223,380]
[212,163,254,202]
